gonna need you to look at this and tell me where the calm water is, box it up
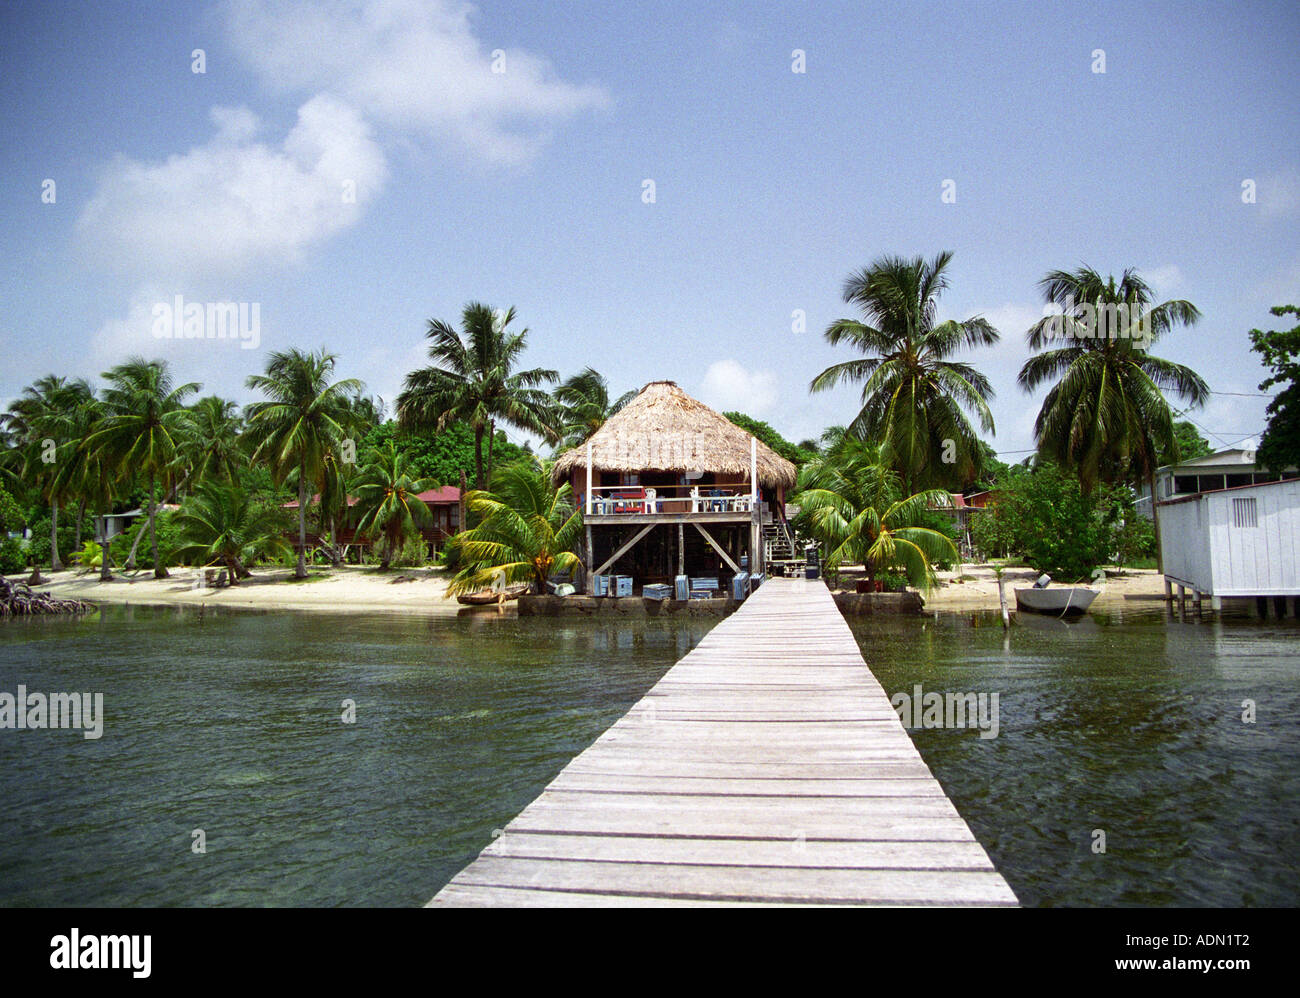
[0,605,713,906]
[3,602,1297,907]
[851,605,1300,907]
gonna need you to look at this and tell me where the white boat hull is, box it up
[1014,586,1099,615]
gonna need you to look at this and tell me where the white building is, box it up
[1137,448,1296,520]
[1158,476,1300,611]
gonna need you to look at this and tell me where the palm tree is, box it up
[178,396,245,488]
[449,457,583,595]
[1018,266,1208,496]
[5,376,96,572]
[53,394,116,579]
[172,482,292,584]
[314,451,351,567]
[244,348,363,579]
[351,441,437,569]
[794,437,958,591]
[553,367,636,448]
[88,359,199,578]
[396,303,558,489]
[810,252,999,493]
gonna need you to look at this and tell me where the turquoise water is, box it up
[0,606,713,906]
[850,605,1300,906]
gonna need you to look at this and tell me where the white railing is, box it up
[582,484,756,515]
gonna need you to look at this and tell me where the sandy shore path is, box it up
[25,564,465,616]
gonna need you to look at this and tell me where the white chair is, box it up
[644,488,656,513]
[690,486,701,512]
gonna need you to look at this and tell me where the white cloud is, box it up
[976,302,1043,341]
[224,0,611,165]
[78,95,386,280]
[1144,264,1183,292]
[699,359,778,416]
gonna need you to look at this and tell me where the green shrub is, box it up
[372,531,429,568]
[970,502,1020,561]
[969,465,1117,580]
[27,511,94,568]
[76,540,105,570]
[0,537,26,575]
[880,571,909,592]
[107,509,186,568]
[436,533,465,570]
[1112,514,1156,568]
[0,486,24,534]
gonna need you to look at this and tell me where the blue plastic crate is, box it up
[674,575,689,600]
[642,583,672,601]
[730,572,750,601]
[613,575,634,597]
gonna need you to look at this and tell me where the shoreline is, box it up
[8,562,1171,618]
[914,564,1168,613]
[19,564,468,617]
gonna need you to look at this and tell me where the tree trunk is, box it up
[296,462,308,579]
[74,501,85,550]
[473,425,485,490]
[97,513,113,582]
[150,472,168,579]
[328,514,342,567]
[125,511,146,570]
[225,555,251,583]
[486,419,495,487]
[458,469,467,533]
[49,500,63,571]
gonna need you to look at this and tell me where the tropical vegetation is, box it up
[350,442,437,570]
[397,303,558,490]
[448,458,583,596]
[810,252,999,492]
[792,435,959,590]
[1249,304,1300,474]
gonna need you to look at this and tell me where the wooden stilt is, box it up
[585,524,594,594]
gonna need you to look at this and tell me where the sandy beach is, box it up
[16,561,1169,617]
[28,564,464,616]
[918,564,1168,612]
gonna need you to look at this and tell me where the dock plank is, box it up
[428,578,1016,907]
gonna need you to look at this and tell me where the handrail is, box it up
[586,483,752,497]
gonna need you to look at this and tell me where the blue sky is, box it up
[2,0,1297,457]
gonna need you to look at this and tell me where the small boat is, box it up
[1014,585,1099,616]
[457,583,530,606]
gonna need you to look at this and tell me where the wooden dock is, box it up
[428,578,1017,907]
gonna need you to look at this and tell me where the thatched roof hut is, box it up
[552,381,798,489]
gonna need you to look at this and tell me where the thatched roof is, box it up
[552,381,798,489]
